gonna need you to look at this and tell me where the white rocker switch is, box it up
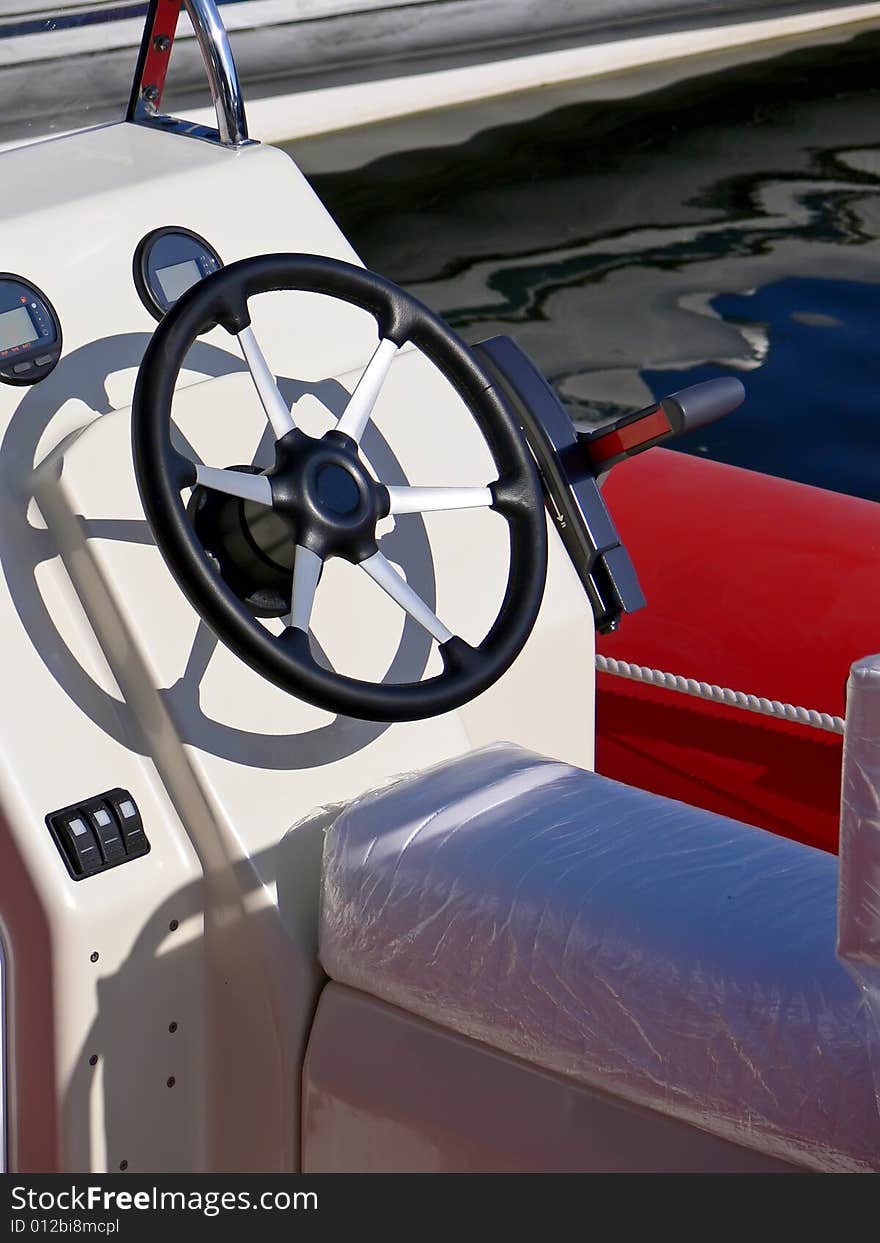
[105,790,149,858]
[81,799,126,865]
[46,810,103,879]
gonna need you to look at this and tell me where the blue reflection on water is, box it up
[644,277,880,502]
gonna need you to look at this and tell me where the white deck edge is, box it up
[2,4,879,154]
[223,3,880,143]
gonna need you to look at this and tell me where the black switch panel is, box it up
[46,789,150,880]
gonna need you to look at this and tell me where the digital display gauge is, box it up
[133,226,223,320]
[0,274,62,386]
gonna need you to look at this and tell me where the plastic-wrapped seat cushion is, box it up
[320,743,880,1171]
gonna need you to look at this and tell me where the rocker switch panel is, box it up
[47,789,150,880]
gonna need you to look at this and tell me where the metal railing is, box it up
[128,0,251,148]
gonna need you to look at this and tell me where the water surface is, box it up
[294,28,880,502]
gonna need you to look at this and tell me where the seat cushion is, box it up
[320,744,880,1171]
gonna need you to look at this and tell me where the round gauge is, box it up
[0,275,62,386]
[133,226,223,321]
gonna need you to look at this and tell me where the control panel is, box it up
[46,789,150,880]
[0,274,62,386]
[475,335,646,633]
[133,225,223,320]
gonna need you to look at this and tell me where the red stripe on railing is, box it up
[139,0,183,112]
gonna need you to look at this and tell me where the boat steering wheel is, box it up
[132,254,547,722]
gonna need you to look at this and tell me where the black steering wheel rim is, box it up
[132,253,547,723]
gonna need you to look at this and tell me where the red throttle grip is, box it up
[582,376,745,472]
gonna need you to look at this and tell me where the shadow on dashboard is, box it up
[60,812,330,1173]
[1,333,437,773]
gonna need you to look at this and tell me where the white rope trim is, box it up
[595,654,845,735]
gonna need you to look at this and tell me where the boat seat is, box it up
[320,743,880,1171]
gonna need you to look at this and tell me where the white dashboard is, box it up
[0,121,595,1171]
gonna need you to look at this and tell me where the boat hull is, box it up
[597,448,880,853]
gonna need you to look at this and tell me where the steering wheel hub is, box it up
[266,429,384,561]
[315,464,359,516]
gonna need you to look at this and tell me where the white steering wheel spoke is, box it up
[335,338,399,444]
[193,464,273,506]
[360,551,453,644]
[238,324,297,440]
[385,485,493,515]
[284,545,323,632]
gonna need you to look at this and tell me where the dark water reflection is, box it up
[297,29,880,502]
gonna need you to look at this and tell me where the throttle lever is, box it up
[581,377,745,472]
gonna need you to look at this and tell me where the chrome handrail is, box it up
[128,0,251,148]
[184,0,248,146]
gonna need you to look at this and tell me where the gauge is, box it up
[133,226,223,321]
[0,275,62,386]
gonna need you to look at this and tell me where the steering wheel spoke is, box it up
[385,485,494,515]
[238,324,297,440]
[335,338,399,444]
[360,551,453,644]
[193,464,273,506]
[284,545,323,632]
